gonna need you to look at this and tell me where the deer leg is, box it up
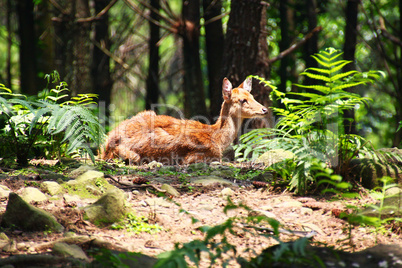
[117,146,141,164]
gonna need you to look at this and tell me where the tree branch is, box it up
[268,26,322,64]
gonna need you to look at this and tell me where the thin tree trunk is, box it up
[146,0,160,111]
[203,0,224,120]
[16,0,38,95]
[181,0,207,119]
[6,0,12,89]
[395,0,402,146]
[343,0,359,135]
[92,0,113,119]
[304,0,318,84]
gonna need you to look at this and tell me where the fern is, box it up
[0,71,105,165]
[234,48,384,193]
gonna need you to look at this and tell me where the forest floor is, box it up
[0,160,401,267]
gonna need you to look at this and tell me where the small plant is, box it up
[0,71,105,165]
[235,48,384,193]
[110,212,163,234]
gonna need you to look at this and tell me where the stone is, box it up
[84,189,126,225]
[255,149,294,167]
[91,250,157,268]
[0,185,11,199]
[144,197,172,208]
[211,169,235,178]
[221,187,234,197]
[161,184,180,197]
[41,181,62,196]
[1,193,64,232]
[53,242,89,261]
[190,176,237,186]
[187,162,209,172]
[159,165,177,173]
[71,170,105,185]
[68,165,94,178]
[19,187,48,203]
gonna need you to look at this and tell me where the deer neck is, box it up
[213,101,243,151]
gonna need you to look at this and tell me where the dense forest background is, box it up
[0,0,401,149]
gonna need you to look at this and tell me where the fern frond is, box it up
[330,70,358,82]
[299,71,330,82]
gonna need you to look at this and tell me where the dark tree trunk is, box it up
[304,0,318,84]
[146,0,160,111]
[343,0,359,135]
[221,0,263,86]
[278,0,292,104]
[6,0,12,89]
[222,0,272,132]
[395,0,402,147]
[16,0,38,95]
[53,0,92,96]
[203,0,224,120]
[182,0,207,119]
[92,0,113,119]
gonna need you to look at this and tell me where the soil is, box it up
[0,160,401,267]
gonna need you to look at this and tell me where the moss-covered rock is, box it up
[1,193,64,233]
[83,189,126,226]
[255,149,294,167]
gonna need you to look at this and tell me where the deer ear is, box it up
[222,78,232,100]
[241,77,252,92]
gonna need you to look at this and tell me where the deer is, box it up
[101,77,268,164]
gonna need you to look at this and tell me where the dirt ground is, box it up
[0,163,401,266]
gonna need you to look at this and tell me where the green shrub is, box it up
[0,71,105,165]
[235,48,384,193]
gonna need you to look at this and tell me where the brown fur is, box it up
[101,78,268,164]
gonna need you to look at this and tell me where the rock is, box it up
[211,169,235,178]
[187,162,209,172]
[68,165,95,178]
[159,165,177,173]
[53,242,89,261]
[1,193,64,232]
[221,187,234,197]
[84,189,126,225]
[161,184,180,197]
[255,149,294,167]
[190,176,237,186]
[2,239,17,253]
[19,187,48,203]
[41,181,62,196]
[72,170,105,185]
[0,185,11,199]
[144,197,172,208]
[86,185,102,196]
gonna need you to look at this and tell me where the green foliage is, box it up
[89,248,144,268]
[0,71,105,165]
[110,212,163,234]
[235,48,384,193]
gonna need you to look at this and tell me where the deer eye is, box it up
[240,99,248,104]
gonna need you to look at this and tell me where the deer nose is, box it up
[262,107,268,114]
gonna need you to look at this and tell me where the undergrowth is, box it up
[234,47,395,194]
[0,71,105,166]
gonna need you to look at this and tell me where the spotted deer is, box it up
[102,77,268,164]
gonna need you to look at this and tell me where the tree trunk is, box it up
[53,0,92,96]
[16,0,38,95]
[304,0,318,84]
[181,0,207,119]
[395,0,402,147]
[221,0,263,86]
[92,0,113,119]
[222,0,272,131]
[203,0,224,120]
[6,0,12,89]
[343,0,359,135]
[146,0,160,111]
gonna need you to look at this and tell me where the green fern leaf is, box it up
[299,71,330,82]
[330,70,358,82]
